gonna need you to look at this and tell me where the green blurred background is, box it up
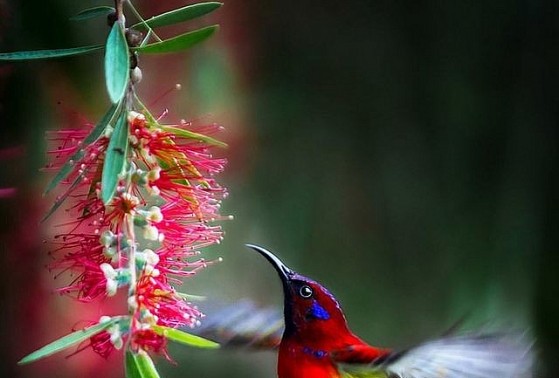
[0,0,557,377]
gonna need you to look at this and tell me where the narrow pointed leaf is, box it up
[42,174,82,222]
[18,318,119,365]
[160,125,227,147]
[176,292,207,301]
[132,2,222,31]
[105,23,130,103]
[125,350,140,378]
[0,45,102,61]
[44,102,121,196]
[134,25,218,54]
[70,6,115,21]
[82,154,105,217]
[101,112,129,204]
[133,95,160,125]
[126,350,161,378]
[152,325,220,349]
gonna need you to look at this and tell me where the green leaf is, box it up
[126,350,161,378]
[125,351,140,378]
[18,318,119,365]
[132,2,222,31]
[42,174,82,222]
[70,6,115,21]
[105,23,130,103]
[101,112,129,204]
[176,292,207,301]
[160,125,227,147]
[0,45,102,61]
[134,25,218,54]
[44,102,121,196]
[152,325,220,349]
[82,156,104,217]
[133,95,160,125]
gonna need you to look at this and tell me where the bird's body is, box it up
[277,325,387,378]
[274,273,389,378]
[245,244,532,378]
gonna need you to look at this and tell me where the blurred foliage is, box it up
[0,0,557,377]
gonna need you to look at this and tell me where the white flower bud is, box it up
[144,248,160,266]
[143,225,159,241]
[100,263,117,279]
[147,166,161,181]
[149,185,161,196]
[105,279,118,297]
[127,295,138,311]
[147,206,163,223]
[99,230,115,247]
[100,263,118,296]
[107,324,123,350]
[99,315,112,324]
[128,110,144,124]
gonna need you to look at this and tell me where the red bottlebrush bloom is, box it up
[135,274,202,329]
[44,108,227,363]
[88,323,169,360]
[129,113,226,179]
[90,331,115,359]
[48,194,115,302]
[45,126,109,193]
[105,192,141,226]
[131,330,167,357]
[56,257,111,302]
[158,200,225,250]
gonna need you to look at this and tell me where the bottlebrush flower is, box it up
[13,3,226,376]
[45,107,227,359]
[135,274,202,329]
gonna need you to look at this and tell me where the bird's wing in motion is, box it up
[339,333,533,378]
[192,299,284,349]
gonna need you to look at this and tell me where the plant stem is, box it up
[125,213,137,315]
[115,0,125,26]
[126,1,163,42]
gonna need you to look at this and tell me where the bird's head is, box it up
[247,244,352,343]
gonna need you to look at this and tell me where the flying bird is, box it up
[196,244,533,378]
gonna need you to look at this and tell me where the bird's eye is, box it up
[299,285,313,298]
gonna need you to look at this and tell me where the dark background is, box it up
[0,0,556,377]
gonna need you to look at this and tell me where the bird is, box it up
[197,244,533,378]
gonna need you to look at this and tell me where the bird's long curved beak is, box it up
[246,244,294,285]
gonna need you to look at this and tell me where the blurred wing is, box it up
[339,333,533,378]
[193,299,284,349]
